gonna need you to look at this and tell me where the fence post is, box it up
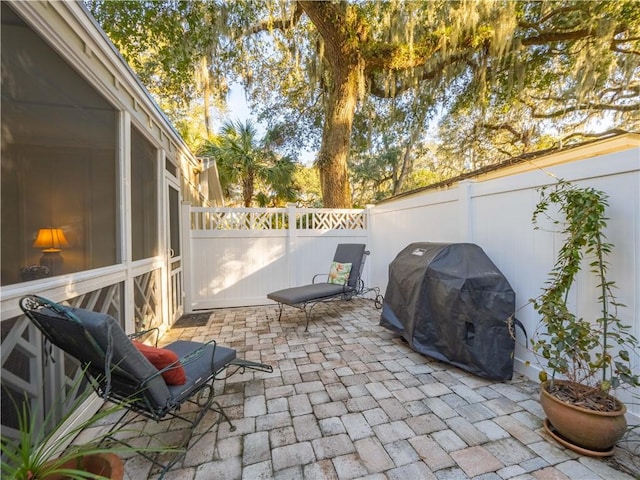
[181,202,193,313]
[287,203,297,287]
[365,205,375,290]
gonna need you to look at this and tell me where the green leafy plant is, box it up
[1,370,170,480]
[531,180,639,409]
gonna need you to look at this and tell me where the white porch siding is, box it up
[0,0,218,441]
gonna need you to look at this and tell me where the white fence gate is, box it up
[184,206,370,309]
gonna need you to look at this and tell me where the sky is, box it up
[216,84,316,165]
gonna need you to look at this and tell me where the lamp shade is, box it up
[33,228,70,251]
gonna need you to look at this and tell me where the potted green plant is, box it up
[530,180,639,456]
[1,382,124,479]
[1,369,170,480]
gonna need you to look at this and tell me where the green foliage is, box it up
[530,180,639,394]
[1,372,165,480]
[402,169,442,193]
[200,119,297,207]
[86,1,228,108]
[293,165,322,207]
[87,0,640,205]
[348,89,442,203]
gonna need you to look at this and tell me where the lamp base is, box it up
[40,250,63,276]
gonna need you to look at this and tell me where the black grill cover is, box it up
[379,242,516,380]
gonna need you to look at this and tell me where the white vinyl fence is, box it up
[184,206,369,309]
[184,135,639,423]
[368,136,640,423]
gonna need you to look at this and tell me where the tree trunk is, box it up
[393,144,413,196]
[243,171,254,207]
[316,65,359,208]
[202,57,212,138]
[299,1,362,209]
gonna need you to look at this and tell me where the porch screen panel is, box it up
[130,127,159,261]
[0,4,118,286]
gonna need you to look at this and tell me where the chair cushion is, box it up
[267,283,348,305]
[62,307,171,408]
[164,340,237,401]
[328,262,352,285]
[333,244,366,288]
[132,341,186,385]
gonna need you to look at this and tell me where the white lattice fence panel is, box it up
[191,207,366,231]
[191,208,287,230]
[297,210,367,230]
[187,206,370,309]
[0,316,43,439]
[250,211,287,229]
[71,284,121,319]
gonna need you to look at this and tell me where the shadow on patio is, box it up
[102,298,639,479]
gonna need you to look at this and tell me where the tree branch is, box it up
[532,102,640,118]
[520,28,594,46]
[537,5,587,26]
[560,129,633,144]
[366,49,475,98]
[496,145,516,157]
[480,122,525,141]
[245,2,305,35]
[298,1,363,68]
[600,84,640,97]
[611,43,640,56]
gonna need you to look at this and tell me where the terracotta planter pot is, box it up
[540,380,627,454]
[43,453,124,480]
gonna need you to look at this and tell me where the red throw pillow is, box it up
[132,340,186,385]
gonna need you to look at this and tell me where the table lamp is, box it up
[33,227,69,275]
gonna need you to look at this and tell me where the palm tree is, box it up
[201,119,297,207]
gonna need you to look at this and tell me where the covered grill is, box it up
[380,242,516,380]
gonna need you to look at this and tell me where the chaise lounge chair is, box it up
[19,294,272,477]
[267,243,382,330]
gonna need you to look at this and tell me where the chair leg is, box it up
[211,400,236,431]
[101,409,186,477]
[101,381,238,478]
[304,308,311,331]
[304,302,319,332]
[195,383,236,431]
[276,303,284,321]
[153,383,236,476]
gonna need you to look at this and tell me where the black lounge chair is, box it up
[267,243,382,330]
[18,295,272,477]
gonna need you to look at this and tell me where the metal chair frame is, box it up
[19,295,272,477]
[268,244,383,330]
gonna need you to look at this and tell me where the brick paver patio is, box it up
[106,298,638,479]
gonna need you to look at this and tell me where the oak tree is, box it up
[87,1,640,207]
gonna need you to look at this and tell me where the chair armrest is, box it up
[313,273,329,284]
[129,327,160,347]
[313,273,354,294]
[179,339,218,369]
